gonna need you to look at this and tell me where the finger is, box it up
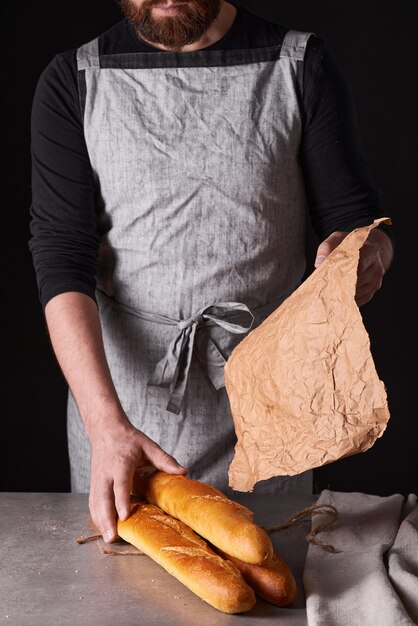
[356,269,383,296]
[314,255,327,268]
[114,467,135,521]
[131,466,157,497]
[356,291,374,307]
[91,477,118,543]
[88,484,102,534]
[355,278,383,306]
[314,232,348,267]
[142,438,188,475]
[356,264,378,289]
[357,250,384,286]
[358,252,375,273]
[358,244,382,274]
[359,241,385,274]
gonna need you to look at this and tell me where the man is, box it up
[29,0,394,544]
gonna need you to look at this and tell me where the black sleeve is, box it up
[301,36,395,249]
[29,51,99,309]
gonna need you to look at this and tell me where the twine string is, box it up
[75,504,340,554]
[75,533,102,544]
[263,503,340,553]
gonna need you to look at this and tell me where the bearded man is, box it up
[29,0,394,543]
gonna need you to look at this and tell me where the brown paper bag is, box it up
[225,218,391,492]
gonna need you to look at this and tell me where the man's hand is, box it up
[44,292,188,543]
[314,228,394,307]
[89,421,188,543]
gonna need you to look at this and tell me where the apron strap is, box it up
[147,301,254,414]
[97,289,298,415]
[76,37,100,70]
[280,29,316,62]
[280,29,316,97]
[76,37,100,120]
[97,290,254,414]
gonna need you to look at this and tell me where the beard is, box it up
[119,0,222,49]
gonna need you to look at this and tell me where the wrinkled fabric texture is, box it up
[303,490,418,626]
[103,294,256,414]
[387,495,418,624]
[68,30,315,496]
[226,219,390,492]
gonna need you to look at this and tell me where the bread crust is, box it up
[142,471,273,564]
[117,500,256,614]
[215,548,297,606]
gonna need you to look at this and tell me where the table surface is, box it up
[0,491,316,626]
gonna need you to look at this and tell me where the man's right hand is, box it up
[88,421,188,543]
[43,293,187,542]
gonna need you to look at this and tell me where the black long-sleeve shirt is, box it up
[29,3,394,309]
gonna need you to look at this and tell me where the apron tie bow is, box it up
[177,314,205,331]
[96,290,263,415]
[148,302,254,414]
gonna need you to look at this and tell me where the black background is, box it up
[4,1,417,495]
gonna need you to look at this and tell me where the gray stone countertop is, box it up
[0,491,317,625]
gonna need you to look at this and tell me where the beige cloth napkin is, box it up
[388,494,418,623]
[303,490,418,625]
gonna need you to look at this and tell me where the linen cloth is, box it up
[303,489,418,625]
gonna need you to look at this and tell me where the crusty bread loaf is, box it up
[214,547,297,607]
[117,500,256,614]
[141,471,273,564]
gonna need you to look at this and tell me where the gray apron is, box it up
[68,29,315,496]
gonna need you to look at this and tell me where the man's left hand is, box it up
[314,228,394,307]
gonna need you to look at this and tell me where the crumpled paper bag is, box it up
[225,218,391,492]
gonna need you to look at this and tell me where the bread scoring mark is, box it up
[148,514,207,546]
[148,513,187,529]
[160,547,242,576]
[190,495,253,516]
[190,495,227,502]
[161,546,219,558]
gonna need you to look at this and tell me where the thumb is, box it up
[314,242,332,268]
[314,232,348,267]
[314,253,328,268]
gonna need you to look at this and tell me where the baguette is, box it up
[117,500,256,614]
[214,547,297,607]
[140,471,273,564]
